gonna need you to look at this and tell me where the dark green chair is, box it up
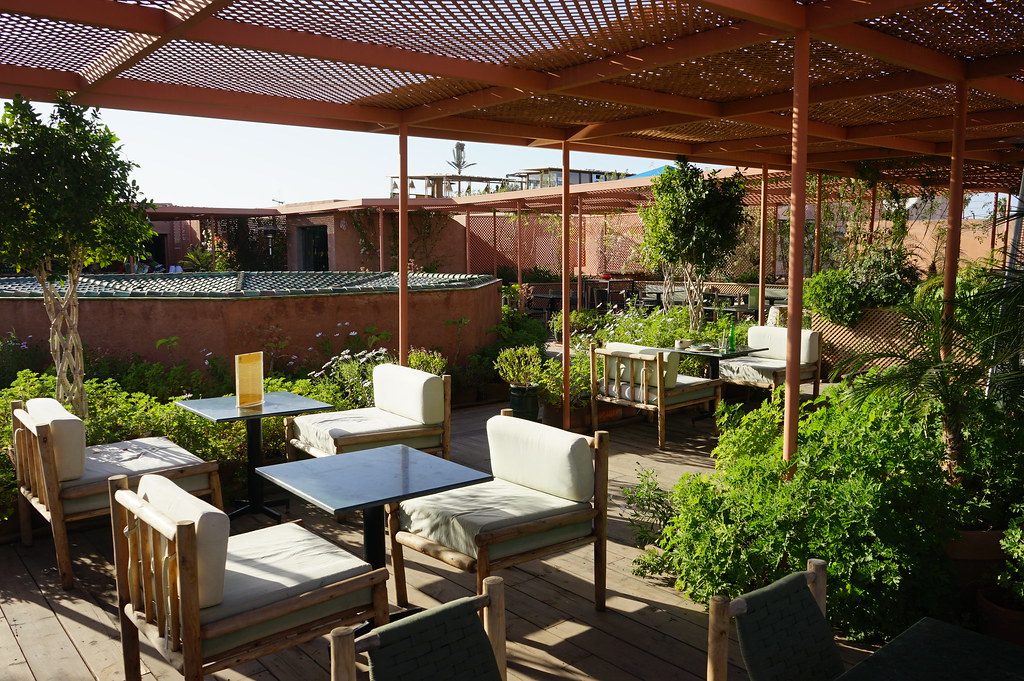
[707,559,843,681]
[330,576,506,681]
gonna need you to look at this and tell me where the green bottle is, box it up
[728,318,736,352]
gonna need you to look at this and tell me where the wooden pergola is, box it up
[3,0,1024,454]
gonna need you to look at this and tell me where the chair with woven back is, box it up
[707,558,843,681]
[330,575,506,681]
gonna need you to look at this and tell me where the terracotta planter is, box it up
[977,587,1024,647]
[946,529,1007,609]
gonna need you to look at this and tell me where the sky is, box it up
[49,105,669,209]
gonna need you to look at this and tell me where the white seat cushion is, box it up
[62,437,212,514]
[137,474,229,608]
[746,326,820,363]
[609,374,719,405]
[719,356,817,386]
[373,363,445,425]
[398,478,592,560]
[604,342,680,389]
[26,398,85,481]
[487,415,593,502]
[291,407,442,454]
[200,522,373,657]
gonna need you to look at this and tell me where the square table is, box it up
[675,345,769,379]
[256,444,492,569]
[836,616,1024,680]
[175,391,332,520]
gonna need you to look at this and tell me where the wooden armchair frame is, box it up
[388,410,609,610]
[590,344,722,448]
[330,576,507,681]
[707,559,831,681]
[8,400,222,589]
[285,374,452,460]
[109,475,390,681]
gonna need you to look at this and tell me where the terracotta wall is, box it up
[2,282,500,373]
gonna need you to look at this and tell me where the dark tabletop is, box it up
[675,345,768,360]
[255,444,493,516]
[836,617,1024,680]
[175,391,332,423]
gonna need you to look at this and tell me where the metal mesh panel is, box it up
[0,13,126,72]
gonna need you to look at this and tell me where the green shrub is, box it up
[624,386,956,640]
[804,269,866,326]
[408,348,447,375]
[0,332,48,388]
[548,308,608,339]
[536,343,592,408]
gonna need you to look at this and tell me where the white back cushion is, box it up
[26,398,85,481]
[487,415,593,502]
[373,364,444,425]
[137,474,230,608]
[747,326,820,363]
[604,342,680,389]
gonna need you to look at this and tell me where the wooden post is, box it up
[378,207,386,272]
[990,192,999,254]
[330,627,358,681]
[516,202,523,307]
[482,576,507,681]
[867,184,877,246]
[942,81,967,361]
[492,209,498,277]
[784,29,810,462]
[561,143,572,430]
[807,558,828,616]
[465,209,472,274]
[707,595,731,681]
[577,197,585,310]
[758,164,768,324]
[813,170,823,274]
[398,124,410,366]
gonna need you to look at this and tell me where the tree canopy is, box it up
[638,159,749,329]
[0,94,153,415]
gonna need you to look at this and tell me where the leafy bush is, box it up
[536,342,592,408]
[0,332,48,388]
[309,348,396,409]
[805,246,920,327]
[494,346,544,386]
[997,509,1024,609]
[548,308,608,338]
[408,348,447,375]
[804,269,866,326]
[625,386,956,639]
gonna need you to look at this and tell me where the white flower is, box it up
[344,321,350,326]
[316,332,324,337]
[349,331,358,336]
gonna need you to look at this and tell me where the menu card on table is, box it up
[235,352,264,408]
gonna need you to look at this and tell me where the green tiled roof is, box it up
[0,271,496,298]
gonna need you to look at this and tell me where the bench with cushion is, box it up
[286,363,451,459]
[718,325,821,396]
[389,413,608,610]
[110,473,389,681]
[8,398,222,589]
[590,342,722,448]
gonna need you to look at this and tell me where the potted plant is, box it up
[493,346,544,420]
[977,510,1024,646]
[536,345,600,431]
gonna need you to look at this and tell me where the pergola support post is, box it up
[941,81,967,361]
[561,142,571,430]
[378,207,386,272]
[398,123,410,366]
[813,171,823,274]
[516,202,524,309]
[783,29,810,462]
[758,164,768,325]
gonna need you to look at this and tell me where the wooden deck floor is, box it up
[0,401,869,681]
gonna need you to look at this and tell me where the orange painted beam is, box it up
[187,18,550,91]
[807,0,937,29]
[0,0,166,34]
[566,82,722,118]
[848,107,1024,139]
[970,76,1024,105]
[415,116,567,142]
[568,112,705,141]
[400,87,528,125]
[550,22,785,90]
[693,0,806,30]
[815,24,965,80]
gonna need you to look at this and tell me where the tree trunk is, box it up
[941,411,965,483]
[35,259,87,418]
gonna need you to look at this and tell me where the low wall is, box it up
[1,282,501,373]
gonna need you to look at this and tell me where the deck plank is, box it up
[0,399,823,681]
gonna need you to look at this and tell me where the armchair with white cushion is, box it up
[718,326,822,397]
[590,342,722,448]
[285,363,451,459]
[8,398,222,589]
[388,412,608,610]
[109,473,389,681]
